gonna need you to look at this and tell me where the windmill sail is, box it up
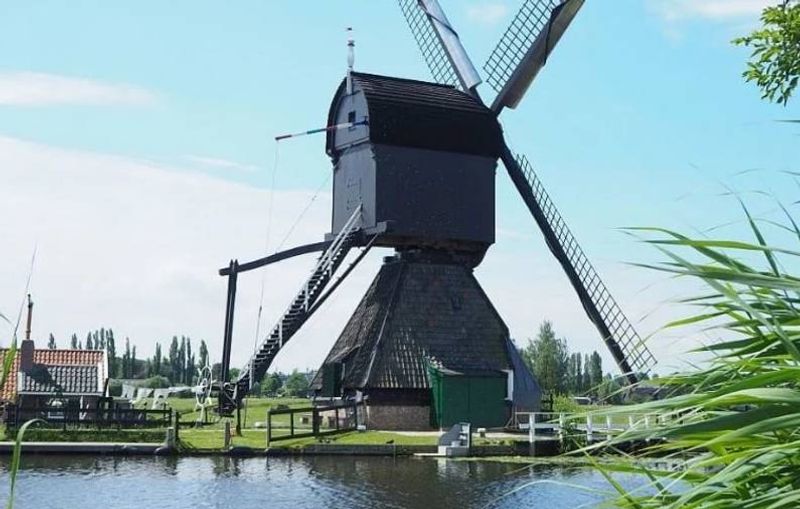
[484,0,584,111]
[502,150,656,381]
[397,0,481,91]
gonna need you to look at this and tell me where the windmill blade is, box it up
[397,0,482,91]
[485,0,584,112]
[500,146,656,383]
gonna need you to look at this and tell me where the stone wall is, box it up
[366,403,431,431]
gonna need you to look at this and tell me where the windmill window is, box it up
[347,111,357,130]
[450,295,463,311]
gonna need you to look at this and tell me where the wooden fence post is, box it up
[224,421,232,450]
[558,413,565,442]
[586,414,593,442]
[529,413,536,443]
[266,409,271,448]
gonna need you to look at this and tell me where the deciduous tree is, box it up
[283,369,310,398]
[734,1,800,105]
[199,340,208,370]
[522,321,569,394]
[261,372,283,397]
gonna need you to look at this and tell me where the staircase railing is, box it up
[231,205,363,401]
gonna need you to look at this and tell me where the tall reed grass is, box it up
[595,206,800,507]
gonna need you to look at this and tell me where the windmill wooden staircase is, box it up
[218,206,363,414]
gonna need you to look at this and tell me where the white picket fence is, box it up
[517,412,669,443]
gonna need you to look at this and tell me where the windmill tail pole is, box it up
[274,120,368,142]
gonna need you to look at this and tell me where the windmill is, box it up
[215,0,656,425]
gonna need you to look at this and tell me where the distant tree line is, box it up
[519,320,651,403]
[45,328,210,386]
[257,369,314,398]
[45,329,312,397]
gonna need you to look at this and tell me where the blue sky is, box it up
[1,1,797,374]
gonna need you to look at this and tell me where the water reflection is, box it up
[0,455,640,508]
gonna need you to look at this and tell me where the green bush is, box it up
[138,375,171,389]
[108,379,123,396]
[553,395,582,413]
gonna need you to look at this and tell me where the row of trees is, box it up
[147,335,209,385]
[519,320,651,402]
[46,328,209,386]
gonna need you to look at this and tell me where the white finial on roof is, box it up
[346,27,355,95]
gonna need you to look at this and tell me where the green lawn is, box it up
[7,395,543,450]
[160,396,311,429]
[178,428,266,449]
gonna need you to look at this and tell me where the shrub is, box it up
[108,379,123,397]
[138,375,171,389]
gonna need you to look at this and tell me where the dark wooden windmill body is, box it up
[215,0,656,428]
[309,74,539,428]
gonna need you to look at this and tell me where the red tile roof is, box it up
[0,348,106,402]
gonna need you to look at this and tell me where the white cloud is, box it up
[184,155,259,173]
[467,2,509,26]
[0,71,156,107]
[653,0,773,22]
[0,136,688,376]
[0,135,364,372]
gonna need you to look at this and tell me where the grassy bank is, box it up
[12,428,165,443]
[178,429,442,450]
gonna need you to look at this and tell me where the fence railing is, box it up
[516,411,673,443]
[266,401,361,444]
[5,404,173,430]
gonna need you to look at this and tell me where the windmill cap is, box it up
[326,72,503,159]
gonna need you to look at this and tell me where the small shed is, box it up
[0,340,108,419]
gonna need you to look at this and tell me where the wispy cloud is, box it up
[0,135,345,371]
[653,0,773,22]
[185,155,260,173]
[0,71,157,107]
[466,2,509,26]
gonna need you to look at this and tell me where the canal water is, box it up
[0,455,643,508]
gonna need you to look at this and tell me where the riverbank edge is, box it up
[0,441,559,457]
